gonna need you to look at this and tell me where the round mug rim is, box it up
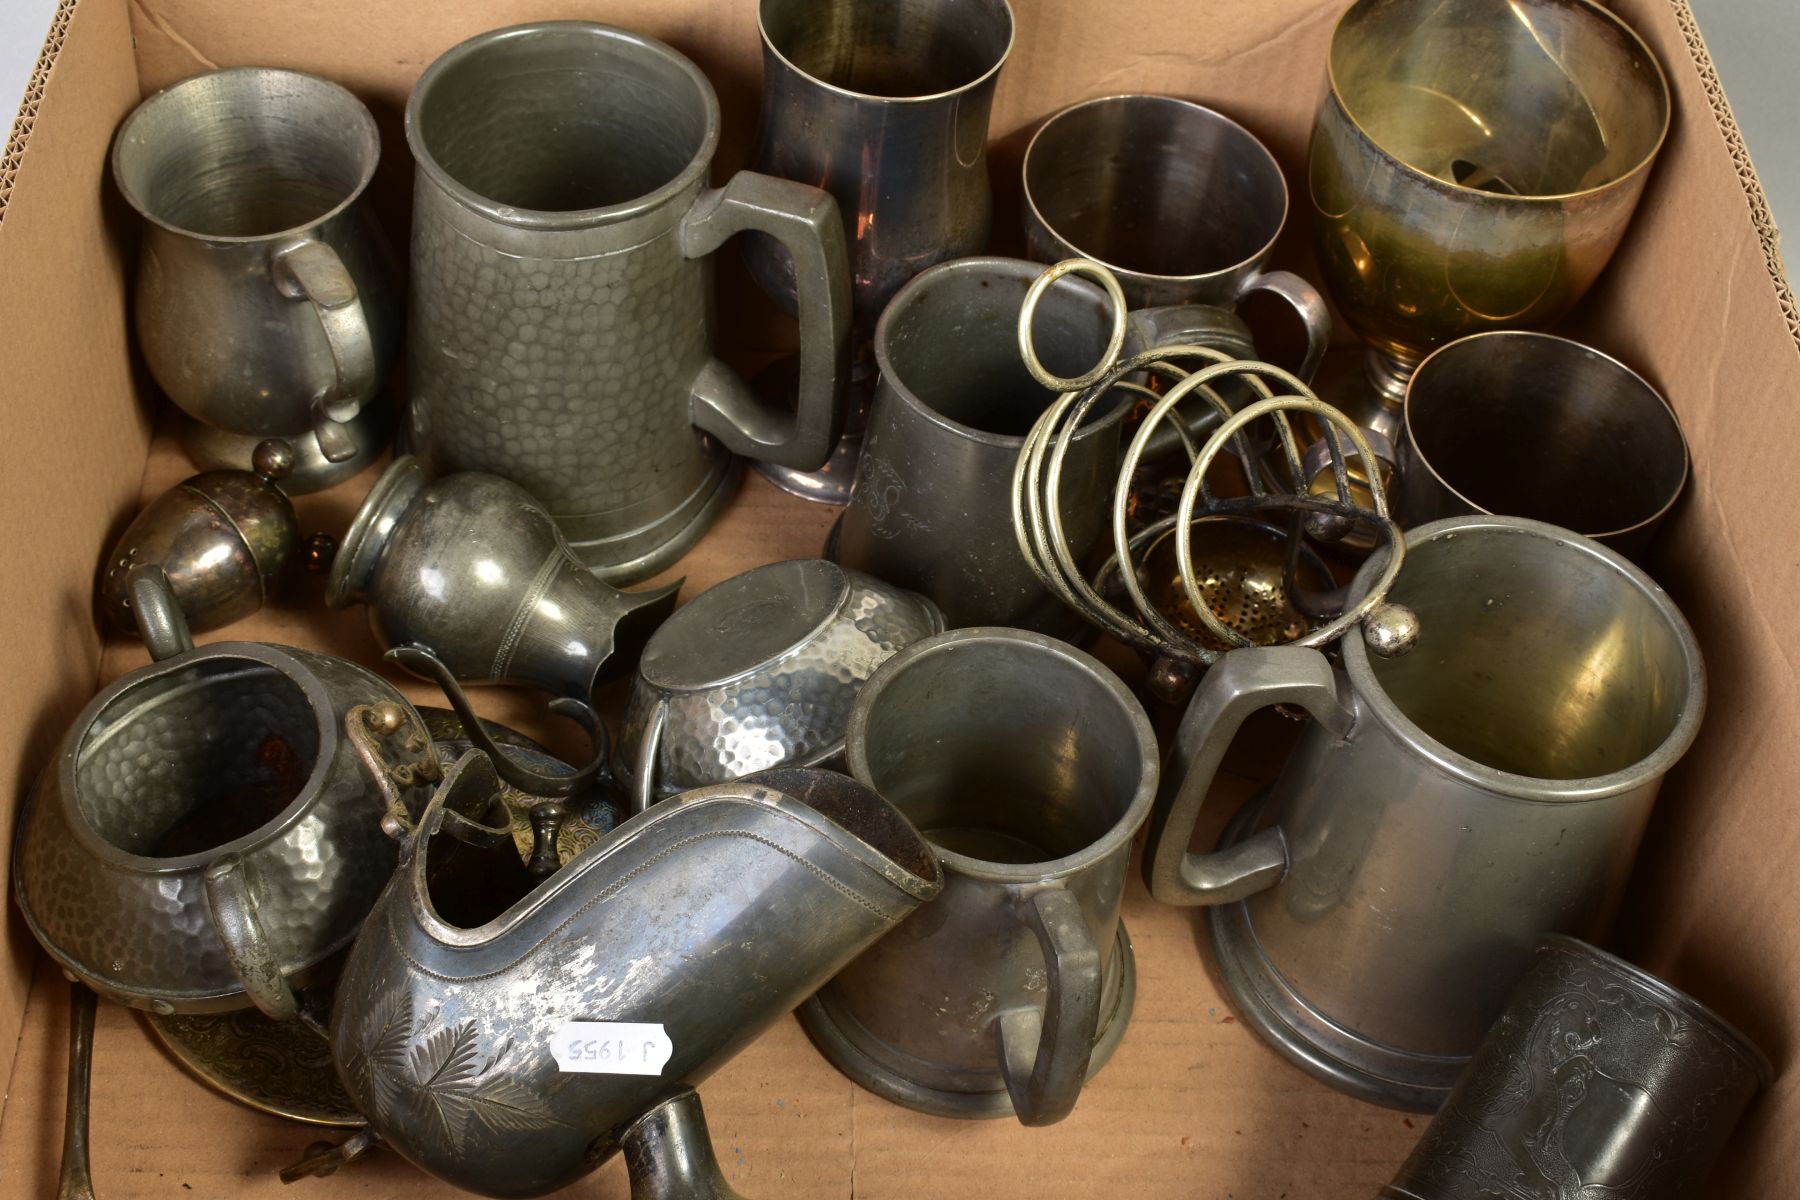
[872,255,1134,450]
[844,625,1159,883]
[756,0,1016,106]
[1022,93,1289,289]
[111,66,380,246]
[1402,330,1690,544]
[405,20,721,231]
[1341,514,1705,800]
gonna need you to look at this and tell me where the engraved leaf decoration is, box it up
[406,1021,483,1152]
[461,1073,569,1135]
[353,988,415,1113]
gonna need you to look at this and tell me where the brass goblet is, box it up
[1308,0,1670,454]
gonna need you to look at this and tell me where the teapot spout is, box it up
[621,1090,745,1200]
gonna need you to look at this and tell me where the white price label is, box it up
[551,1021,673,1076]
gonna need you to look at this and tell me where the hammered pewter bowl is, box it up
[617,559,942,810]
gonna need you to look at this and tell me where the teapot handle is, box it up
[126,564,193,662]
[204,853,300,1021]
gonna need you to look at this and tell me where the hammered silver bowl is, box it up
[616,559,943,811]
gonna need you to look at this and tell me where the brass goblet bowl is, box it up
[1309,0,1670,440]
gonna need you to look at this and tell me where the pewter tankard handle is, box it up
[1233,269,1332,384]
[1143,646,1353,906]
[996,887,1103,1126]
[678,172,851,469]
[271,239,378,463]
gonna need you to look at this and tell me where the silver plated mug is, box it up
[1023,94,1330,380]
[801,628,1159,1124]
[1383,937,1772,1199]
[112,68,401,493]
[742,0,1015,503]
[834,257,1139,633]
[405,21,852,582]
[1143,515,1705,1109]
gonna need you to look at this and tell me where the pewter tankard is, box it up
[405,22,852,582]
[742,0,1015,503]
[112,68,401,492]
[834,257,1135,633]
[1143,516,1705,1109]
[804,628,1159,1125]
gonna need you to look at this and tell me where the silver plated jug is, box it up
[112,68,401,493]
[330,756,941,1197]
[405,21,852,582]
[1143,515,1705,1109]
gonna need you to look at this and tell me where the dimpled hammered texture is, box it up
[619,565,942,801]
[406,173,729,572]
[1383,938,1772,1200]
[14,645,428,1013]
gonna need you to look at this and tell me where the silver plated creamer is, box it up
[330,757,941,1197]
[616,559,942,811]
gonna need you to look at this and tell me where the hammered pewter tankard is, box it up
[742,0,1015,503]
[405,21,852,582]
[1309,0,1669,452]
[1383,938,1772,1199]
[1023,95,1330,380]
[112,68,401,493]
[616,559,942,812]
[1399,331,1689,559]
[1143,516,1705,1109]
[328,456,679,794]
[835,257,1138,632]
[803,628,1158,1125]
[331,756,941,1197]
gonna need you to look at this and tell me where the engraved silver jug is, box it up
[330,757,941,1197]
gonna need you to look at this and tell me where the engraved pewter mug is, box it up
[742,0,1015,503]
[1023,95,1330,380]
[405,21,852,582]
[1309,0,1670,451]
[1383,938,1772,1200]
[327,456,679,794]
[13,566,436,1020]
[616,558,942,812]
[1143,516,1705,1109]
[803,628,1159,1124]
[1399,331,1689,559]
[835,257,1138,633]
[330,757,941,1197]
[112,68,401,493]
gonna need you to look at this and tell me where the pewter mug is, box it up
[13,568,435,1019]
[1399,331,1689,558]
[112,68,401,492]
[330,756,941,1197]
[835,257,1137,632]
[1383,938,1772,1199]
[802,628,1159,1124]
[1023,94,1330,380]
[405,21,852,582]
[741,0,1015,502]
[1143,516,1705,1109]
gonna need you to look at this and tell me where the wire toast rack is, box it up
[1010,259,1419,702]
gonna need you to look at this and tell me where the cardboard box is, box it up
[0,0,1794,1195]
